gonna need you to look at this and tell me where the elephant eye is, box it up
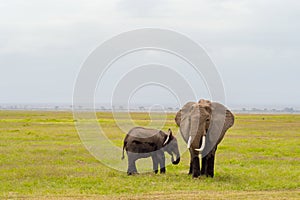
[206,118,210,122]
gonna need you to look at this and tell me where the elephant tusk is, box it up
[187,136,192,148]
[195,136,206,152]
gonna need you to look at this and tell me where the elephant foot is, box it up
[127,171,139,175]
[160,167,166,174]
[206,171,214,178]
[199,168,214,178]
[192,172,201,178]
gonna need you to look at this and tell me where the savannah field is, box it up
[0,111,299,199]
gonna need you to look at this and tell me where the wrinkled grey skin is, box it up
[175,100,234,178]
[122,127,180,175]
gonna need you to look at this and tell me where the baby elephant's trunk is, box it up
[172,150,181,165]
[172,156,180,165]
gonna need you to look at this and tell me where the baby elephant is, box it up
[122,127,180,175]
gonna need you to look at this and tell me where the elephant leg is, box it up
[151,153,159,174]
[190,149,200,178]
[201,156,208,176]
[188,150,200,178]
[188,160,193,175]
[188,149,193,175]
[127,152,138,175]
[158,151,166,174]
[206,154,215,177]
[206,147,217,177]
[192,157,201,178]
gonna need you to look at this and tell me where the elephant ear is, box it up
[178,102,198,143]
[175,110,181,127]
[201,102,234,157]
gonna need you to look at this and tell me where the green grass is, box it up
[0,111,299,199]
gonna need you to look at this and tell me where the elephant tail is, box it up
[121,141,126,160]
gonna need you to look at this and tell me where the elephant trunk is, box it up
[187,108,205,152]
[170,145,180,165]
[172,153,180,165]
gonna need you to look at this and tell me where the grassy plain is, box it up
[0,111,299,199]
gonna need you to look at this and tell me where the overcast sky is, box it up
[1,0,299,109]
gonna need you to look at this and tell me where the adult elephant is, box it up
[175,99,234,178]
